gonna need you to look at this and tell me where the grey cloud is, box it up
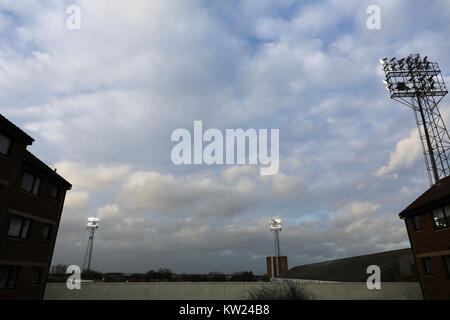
[1,0,448,273]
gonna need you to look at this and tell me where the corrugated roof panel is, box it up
[44,282,422,300]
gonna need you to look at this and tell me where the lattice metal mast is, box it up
[269,218,282,257]
[82,217,100,271]
[269,218,282,277]
[381,54,449,186]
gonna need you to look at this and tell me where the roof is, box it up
[24,150,72,190]
[398,176,450,219]
[278,248,412,282]
[0,113,34,145]
[0,113,71,189]
[43,282,422,300]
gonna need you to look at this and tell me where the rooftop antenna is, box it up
[82,217,100,272]
[381,54,449,186]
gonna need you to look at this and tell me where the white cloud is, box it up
[64,191,89,213]
[97,204,120,219]
[376,129,422,178]
[2,0,444,273]
[269,172,304,195]
[118,169,263,217]
[54,161,131,190]
[339,201,381,217]
[221,166,258,182]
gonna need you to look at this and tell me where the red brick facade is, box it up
[404,211,450,300]
[266,256,288,278]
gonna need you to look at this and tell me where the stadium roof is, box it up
[278,248,412,282]
[44,281,422,300]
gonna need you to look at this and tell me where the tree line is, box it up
[48,264,270,282]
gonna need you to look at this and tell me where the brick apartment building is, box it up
[0,114,71,299]
[399,176,450,300]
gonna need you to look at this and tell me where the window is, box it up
[0,133,11,156]
[41,224,51,240]
[21,172,40,195]
[0,266,19,290]
[7,216,31,240]
[444,256,450,278]
[50,185,59,200]
[30,267,41,284]
[413,215,422,230]
[423,258,434,275]
[432,207,449,230]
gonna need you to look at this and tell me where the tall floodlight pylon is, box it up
[269,218,282,257]
[269,218,282,276]
[82,217,100,272]
[381,54,449,186]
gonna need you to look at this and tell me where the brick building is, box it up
[0,114,71,299]
[399,177,450,300]
[267,256,288,278]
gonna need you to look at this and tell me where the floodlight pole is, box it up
[416,93,440,184]
[82,218,100,272]
[273,230,280,277]
[273,230,281,257]
[270,219,282,277]
[87,228,95,271]
[82,227,97,272]
[381,54,449,186]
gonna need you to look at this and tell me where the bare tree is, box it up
[50,264,69,275]
[247,282,311,300]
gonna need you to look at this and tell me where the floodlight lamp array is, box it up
[87,217,100,229]
[380,54,448,99]
[269,218,281,231]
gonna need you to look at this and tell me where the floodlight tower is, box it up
[82,217,100,272]
[380,54,449,186]
[269,218,282,257]
[269,218,282,277]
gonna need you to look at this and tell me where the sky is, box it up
[1,0,450,274]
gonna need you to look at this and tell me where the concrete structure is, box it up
[267,256,288,278]
[44,281,422,300]
[399,176,450,300]
[0,114,71,299]
[278,249,418,282]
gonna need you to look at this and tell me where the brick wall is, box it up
[0,122,69,300]
[406,211,450,300]
[266,256,288,278]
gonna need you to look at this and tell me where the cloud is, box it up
[339,201,381,217]
[2,0,447,273]
[119,169,259,217]
[97,204,120,219]
[269,172,304,195]
[53,161,131,190]
[221,166,258,183]
[376,130,422,178]
[64,191,89,213]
